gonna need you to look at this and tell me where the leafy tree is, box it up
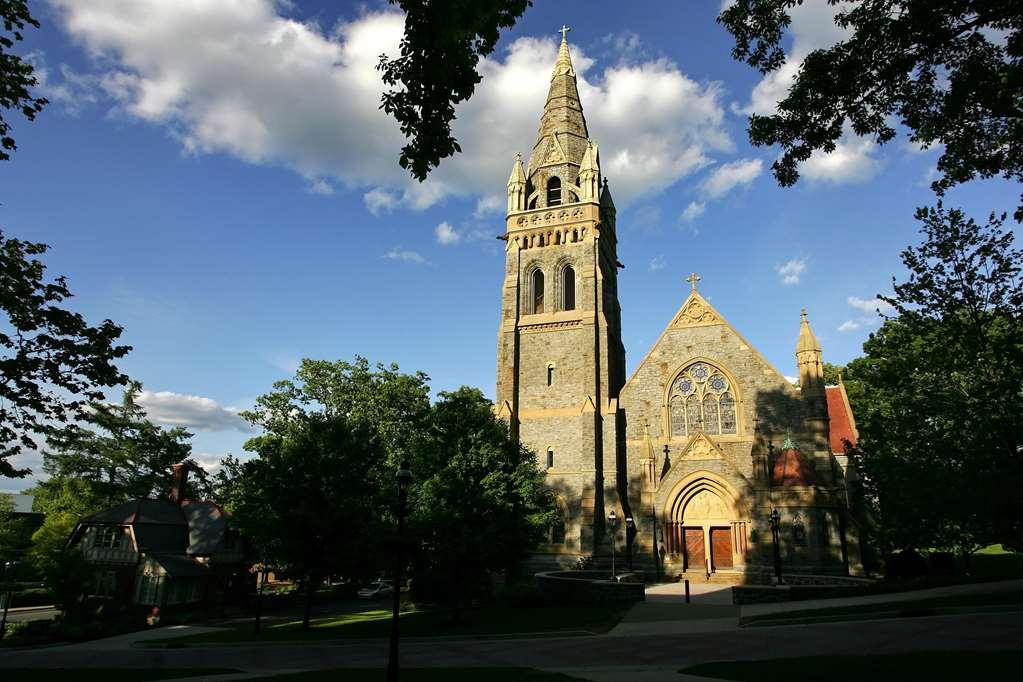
[849,203,1023,554]
[33,383,204,512]
[0,493,25,564]
[378,0,532,180]
[243,356,432,460]
[0,233,131,478]
[236,357,431,628]
[1,0,48,161]
[26,510,76,577]
[718,1,1023,218]
[236,414,389,629]
[409,387,556,610]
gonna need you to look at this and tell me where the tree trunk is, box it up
[302,573,315,630]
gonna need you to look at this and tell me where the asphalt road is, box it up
[0,611,1020,673]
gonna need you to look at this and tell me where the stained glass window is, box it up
[668,363,740,437]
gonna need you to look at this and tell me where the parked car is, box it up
[357,580,393,599]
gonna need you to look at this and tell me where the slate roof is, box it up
[75,498,231,556]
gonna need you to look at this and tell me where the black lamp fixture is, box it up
[768,508,783,584]
[387,461,412,682]
[607,509,618,583]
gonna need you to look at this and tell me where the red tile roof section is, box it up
[826,385,858,453]
[771,447,818,487]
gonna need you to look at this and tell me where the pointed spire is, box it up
[528,29,589,178]
[797,308,822,353]
[507,152,527,213]
[600,176,616,209]
[507,152,526,186]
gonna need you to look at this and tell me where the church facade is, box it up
[494,33,863,579]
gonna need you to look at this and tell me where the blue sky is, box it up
[2,1,1018,490]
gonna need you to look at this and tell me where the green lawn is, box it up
[149,604,628,645]
[683,650,1023,681]
[744,589,1023,626]
[0,670,240,681]
[258,668,588,681]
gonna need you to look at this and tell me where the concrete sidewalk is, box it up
[741,577,1023,621]
[608,582,740,636]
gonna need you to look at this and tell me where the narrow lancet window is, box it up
[562,265,576,311]
[547,177,562,206]
[532,269,545,313]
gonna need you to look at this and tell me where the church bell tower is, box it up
[495,28,626,560]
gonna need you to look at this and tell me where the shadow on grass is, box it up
[0,670,240,681]
[683,650,1023,681]
[258,668,589,681]
[149,604,630,645]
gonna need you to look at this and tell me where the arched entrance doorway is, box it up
[662,472,748,573]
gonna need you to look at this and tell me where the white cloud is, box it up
[800,136,881,184]
[847,295,894,315]
[700,158,762,199]
[307,178,334,195]
[383,247,426,264]
[776,257,807,285]
[840,295,893,331]
[363,187,400,216]
[784,375,799,385]
[48,1,732,210]
[648,254,666,272]
[473,195,503,217]
[679,200,705,223]
[435,221,461,246]
[136,390,253,433]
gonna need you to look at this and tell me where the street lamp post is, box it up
[625,515,635,571]
[386,461,412,682]
[768,508,783,584]
[0,560,15,641]
[607,510,618,583]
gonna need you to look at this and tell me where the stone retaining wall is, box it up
[535,570,645,605]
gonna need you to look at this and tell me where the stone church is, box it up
[494,33,863,579]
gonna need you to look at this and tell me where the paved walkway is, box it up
[609,582,739,636]
[740,577,1023,621]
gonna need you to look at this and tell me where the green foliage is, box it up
[231,359,555,612]
[0,493,25,563]
[0,232,130,477]
[27,511,77,577]
[377,0,533,180]
[0,0,48,161]
[849,203,1023,554]
[410,387,556,605]
[235,414,391,589]
[44,549,93,624]
[35,383,204,513]
[718,0,1023,219]
[232,357,432,604]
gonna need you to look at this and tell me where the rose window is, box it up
[669,363,738,437]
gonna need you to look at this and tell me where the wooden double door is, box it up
[682,526,733,571]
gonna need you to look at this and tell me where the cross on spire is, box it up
[559,25,571,41]
[686,272,701,291]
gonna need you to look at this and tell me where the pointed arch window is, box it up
[561,264,576,311]
[668,362,739,437]
[547,176,562,206]
[531,269,545,314]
